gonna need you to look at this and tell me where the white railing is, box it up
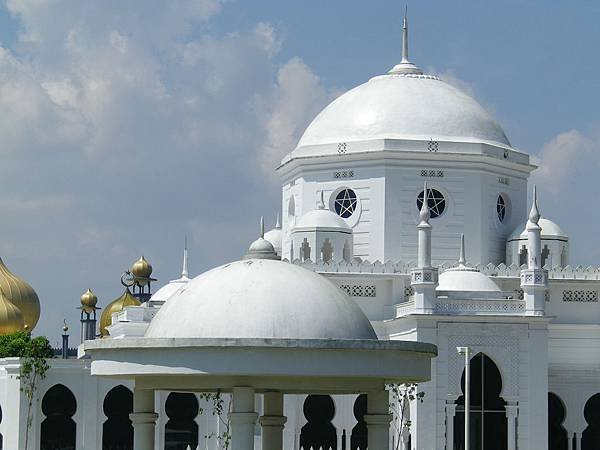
[394,297,525,317]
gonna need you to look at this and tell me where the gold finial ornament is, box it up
[131,256,152,279]
[99,288,141,337]
[80,288,98,312]
[0,287,25,334]
[63,319,69,333]
[0,257,41,330]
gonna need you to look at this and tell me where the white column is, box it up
[260,392,287,450]
[130,388,158,450]
[505,402,518,450]
[445,402,456,450]
[566,432,573,450]
[574,433,581,450]
[364,391,392,450]
[230,387,258,450]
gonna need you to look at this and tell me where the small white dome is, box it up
[291,73,510,159]
[437,269,501,292]
[145,259,376,340]
[149,276,190,303]
[508,218,568,241]
[264,227,282,255]
[295,209,351,231]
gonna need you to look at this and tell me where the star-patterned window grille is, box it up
[334,188,357,218]
[497,194,506,223]
[416,188,446,218]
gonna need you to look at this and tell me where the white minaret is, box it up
[411,182,438,313]
[520,186,548,315]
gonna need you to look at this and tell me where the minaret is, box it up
[520,186,548,315]
[61,320,69,359]
[389,7,423,75]
[411,183,438,313]
[79,288,99,342]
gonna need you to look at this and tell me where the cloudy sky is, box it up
[0,0,598,342]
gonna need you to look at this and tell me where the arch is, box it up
[350,394,367,450]
[40,384,77,450]
[165,392,199,450]
[548,392,568,450]
[454,353,506,450]
[103,385,133,450]
[0,402,3,450]
[300,395,337,450]
[582,393,600,450]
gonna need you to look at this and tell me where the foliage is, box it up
[387,383,425,450]
[0,331,54,450]
[198,391,232,449]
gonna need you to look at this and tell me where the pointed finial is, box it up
[181,236,189,278]
[419,182,431,223]
[458,234,466,266]
[275,212,281,229]
[260,216,265,239]
[318,191,326,209]
[63,319,68,333]
[402,5,409,63]
[528,185,540,225]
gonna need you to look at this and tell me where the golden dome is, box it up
[99,288,141,337]
[0,287,25,334]
[80,288,98,312]
[131,256,153,279]
[0,257,40,330]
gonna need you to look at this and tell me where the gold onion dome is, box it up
[0,257,40,330]
[80,288,98,312]
[131,256,152,279]
[99,288,141,337]
[0,287,25,334]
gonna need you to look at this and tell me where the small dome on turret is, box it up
[99,288,141,337]
[131,256,153,279]
[0,257,41,330]
[80,288,98,312]
[264,213,283,257]
[0,287,25,334]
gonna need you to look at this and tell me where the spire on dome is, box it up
[419,182,431,225]
[275,212,281,229]
[243,217,279,260]
[528,185,541,226]
[388,6,423,75]
[260,216,265,238]
[181,235,189,279]
[458,233,466,267]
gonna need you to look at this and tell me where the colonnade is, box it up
[130,387,392,450]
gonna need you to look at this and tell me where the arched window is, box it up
[351,394,367,450]
[40,384,77,450]
[454,353,506,450]
[165,393,199,450]
[103,385,133,450]
[300,395,336,450]
[548,393,568,450]
[582,393,600,450]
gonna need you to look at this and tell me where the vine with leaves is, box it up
[387,383,425,450]
[198,391,232,449]
[0,330,54,450]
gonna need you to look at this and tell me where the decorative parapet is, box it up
[289,259,600,281]
[394,297,526,317]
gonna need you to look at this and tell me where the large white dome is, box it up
[292,73,510,158]
[145,259,376,340]
[437,268,501,292]
[508,217,568,241]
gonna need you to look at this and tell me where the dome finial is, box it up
[528,185,541,225]
[181,235,189,278]
[318,190,326,209]
[275,212,281,229]
[260,216,265,238]
[388,5,423,75]
[458,233,466,267]
[243,217,279,260]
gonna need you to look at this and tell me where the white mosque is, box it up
[0,13,598,450]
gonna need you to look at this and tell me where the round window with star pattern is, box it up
[416,188,446,218]
[333,188,358,218]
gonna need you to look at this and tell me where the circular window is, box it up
[497,194,506,223]
[416,188,446,218]
[334,188,357,218]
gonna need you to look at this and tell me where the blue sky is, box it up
[0,0,598,341]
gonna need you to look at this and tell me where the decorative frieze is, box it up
[339,284,376,297]
[562,290,598,302]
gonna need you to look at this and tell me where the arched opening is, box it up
[351,394,367,450]
[165,392,199,450]
[454,353,506,450]
[40,384,77,450]
[103,385,133,450]
[582,393,600,449]
[0,403,3,450]
[548,393,568,450]
[300,395,336,450]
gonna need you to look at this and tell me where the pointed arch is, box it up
[454,353,507,450]
[351,394,367,450]
[300,395,337,450]
[164,392,199,450]
[582,393,600,450]
[40,384,77,450]
[103,385,133,450]
[548,392,568,450]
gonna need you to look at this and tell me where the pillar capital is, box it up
[505,404,518,418]
[259,415,287,427]
[129,412,159,425]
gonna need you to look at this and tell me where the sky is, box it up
[0,0,598,343]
